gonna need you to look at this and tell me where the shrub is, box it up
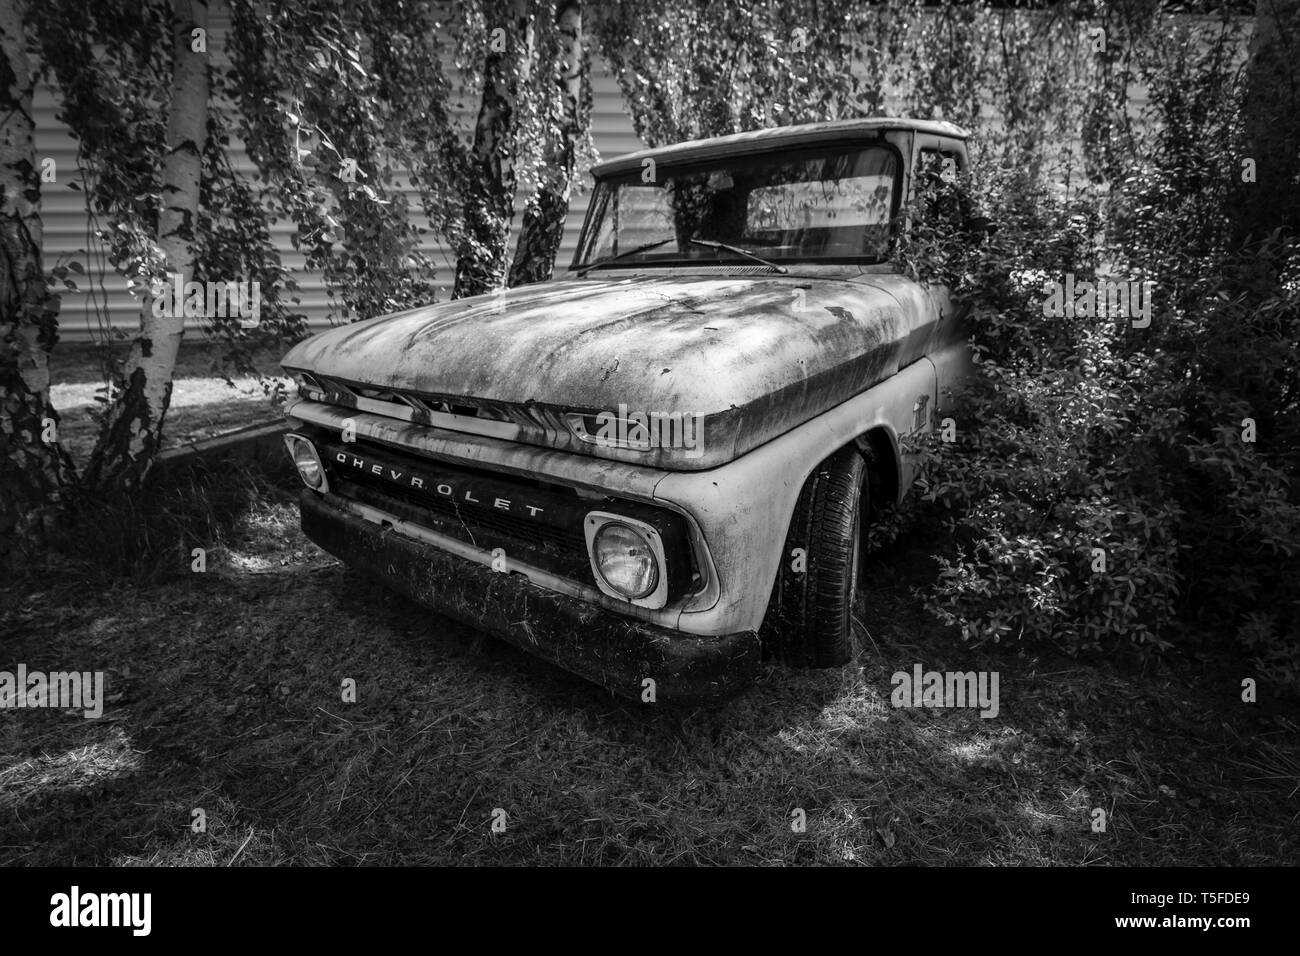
[897,50,1300,689]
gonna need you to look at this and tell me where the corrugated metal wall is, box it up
[37,14,643,343]
[36,11,1200,344]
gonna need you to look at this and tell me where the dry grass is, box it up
[3,471,1297,866]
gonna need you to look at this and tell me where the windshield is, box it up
[574,144,899,270]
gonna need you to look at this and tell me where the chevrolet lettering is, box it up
[332,451,547,518]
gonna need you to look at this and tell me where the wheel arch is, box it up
[854,424,902,512]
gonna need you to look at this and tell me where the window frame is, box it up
[570,138,906,271]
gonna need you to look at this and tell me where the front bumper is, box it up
[300,491,761,701]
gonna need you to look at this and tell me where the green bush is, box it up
[898,89,1300,689]
[899,173,1184,651]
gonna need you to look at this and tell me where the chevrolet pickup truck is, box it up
[280,117,975,701]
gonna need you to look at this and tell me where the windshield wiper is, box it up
[687,238,788,274]
[573,238,675,276]
[574,236,790,276]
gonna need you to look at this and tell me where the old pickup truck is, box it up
[280,117,974,701]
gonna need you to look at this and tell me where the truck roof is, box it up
[591,117,971,178]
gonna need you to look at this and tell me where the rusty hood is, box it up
[281,270,939,470]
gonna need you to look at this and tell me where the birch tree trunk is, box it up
[0,0,75,565]
[508,0,585,288]
[83,0,208,493]
[452,0,532,299]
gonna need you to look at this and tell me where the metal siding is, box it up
[35,13,1162,344]
[38,16,641,342]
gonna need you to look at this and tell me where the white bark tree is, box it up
[452,0,533,299]
[508,0,586,287]
[84,0,209,493]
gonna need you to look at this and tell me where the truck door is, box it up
[911,134,973,421]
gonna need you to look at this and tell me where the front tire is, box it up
[762,444,869,668]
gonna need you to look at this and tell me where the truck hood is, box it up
[281,270,939,470]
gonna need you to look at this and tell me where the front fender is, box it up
[654,354,939,636]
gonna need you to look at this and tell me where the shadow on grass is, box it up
[45,455,296,587]
[3,474,1298,865]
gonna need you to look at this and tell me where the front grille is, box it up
[308,433,590,579]
[336,478,593,582]
[295,423,701,600]
[307,374,525,427]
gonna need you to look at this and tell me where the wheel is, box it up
[761,443,869,667]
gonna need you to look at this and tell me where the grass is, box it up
[49,342,289,465]
[3,459,1297,866]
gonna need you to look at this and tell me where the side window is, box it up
[916,148,968,227]
[920,150,959,184]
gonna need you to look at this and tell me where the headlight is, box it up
[590,521,659,599]
[284,434,328,492]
